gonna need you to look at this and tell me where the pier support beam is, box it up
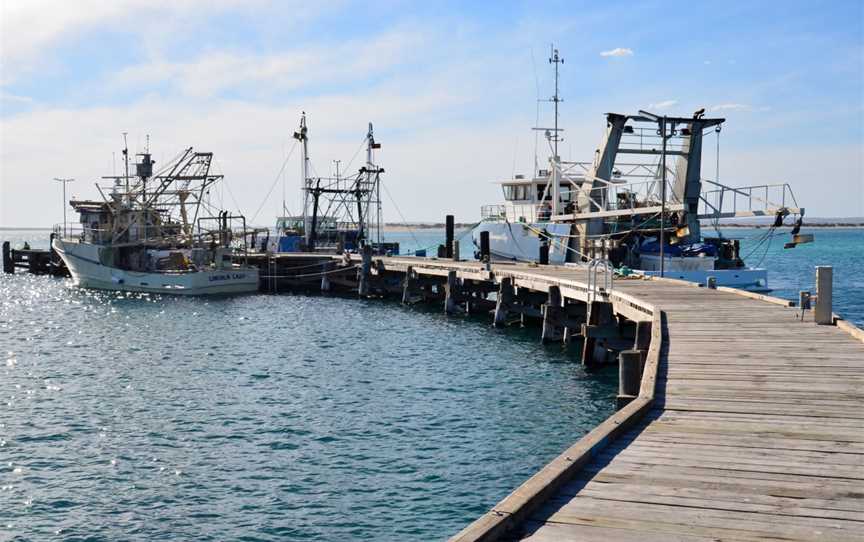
[494,277,515,327]
[402,266,419,304]
[462,279,496,314]
[541,286,564,343]
[2,241,13,274]
[616,349,643,409]
[582,300,614,368]
[358,244,373,297]
[633,320,652,364]
[444,270,461,315]
[445,215,454,259]
[479,231,490,262]
[562,301,588,347]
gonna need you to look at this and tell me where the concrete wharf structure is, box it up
[252,250,864,541]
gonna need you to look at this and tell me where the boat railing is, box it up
[558,177,677,218]
[55,222,251,249]
[481,205,507,221]
[698,180,802,220]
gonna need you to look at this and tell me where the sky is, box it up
[1,0,862,227]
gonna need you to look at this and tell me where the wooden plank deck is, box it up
[415,261,864,541]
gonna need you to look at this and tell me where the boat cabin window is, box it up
[537,185,546,201]
[277,217,304,231]
[503,184,530,201]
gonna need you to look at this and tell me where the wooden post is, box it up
[633,320,652,365]
[479,230,490,262]
[541,285,563,342]
[452,240,460,262]
[562,302,586,347]
[445,270,460,315]
[445,215,454,258]
[616,350,642,409]
[437,244,446,258]
[358,244,373,297]
[402,266,417,305]
[706,276,717,289]
[494,277,514,327]
[815,266,833,325]
[582,300,614,368]
[2,241,13,274]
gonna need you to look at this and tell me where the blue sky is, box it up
[1,0,862,226]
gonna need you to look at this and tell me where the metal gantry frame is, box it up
[292,115,385,251]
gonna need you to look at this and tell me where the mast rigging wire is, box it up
[250,140,298,224]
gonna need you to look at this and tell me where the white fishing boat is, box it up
[473,46,808,291]
[53,141,259,295]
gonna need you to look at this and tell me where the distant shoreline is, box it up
[705,223,864,229]
[2,223,862,233]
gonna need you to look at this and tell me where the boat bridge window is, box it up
[537,185,547,201]
[503,184,529,201]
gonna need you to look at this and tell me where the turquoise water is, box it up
[386,227,864,327]
[0,231,615,541]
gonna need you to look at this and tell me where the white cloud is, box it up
[0,0,318,84]
[108,28,424,98]
[709,103,751,112]
[600,47,633,58]
[648,100,678,110]
[0,94,521,226]
[0,92,33,104]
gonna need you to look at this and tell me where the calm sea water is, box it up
[0,230,615,541]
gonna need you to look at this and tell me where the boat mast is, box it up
[366,122,381,245]
[122,132,130,199]
[549,46,563,216]
[293,112,310,242]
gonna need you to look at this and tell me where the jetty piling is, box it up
[479,231,490,262]
[540,285,564,343]
[2,241,12,274]
[616,349,642,409]
[445,215,455,258]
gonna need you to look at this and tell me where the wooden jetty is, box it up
[251,251,863,541]
[2,238,70,276]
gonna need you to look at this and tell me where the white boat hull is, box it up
[53,239,259,295]
[634,268,768,290]
[473,221,573,265]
